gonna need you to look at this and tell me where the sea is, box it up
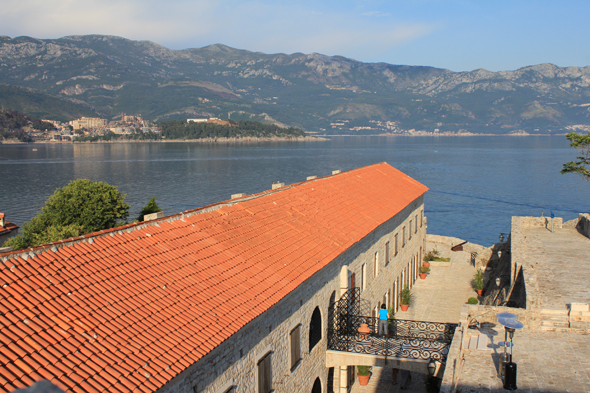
[0,136,588,247]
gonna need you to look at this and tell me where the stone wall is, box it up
[425,234,492,270]
[156,198,426,393]
[577,213,590,238]
[440,304,531,393]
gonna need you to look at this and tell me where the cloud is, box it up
[0,0,436,62]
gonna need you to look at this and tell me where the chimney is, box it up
[144,212,164,221]
[306,176,317,180]
[231,193,246,199]
[0,213,5,228]
[332,170,341,175]
[272,182,285,190]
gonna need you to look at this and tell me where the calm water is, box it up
[1,136,588,247]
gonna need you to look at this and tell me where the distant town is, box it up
[28,113,160,142]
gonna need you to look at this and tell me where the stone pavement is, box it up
[522,227,590,310]
[397,243,478,323]
[455,325,590,392]
[349,242,478,393]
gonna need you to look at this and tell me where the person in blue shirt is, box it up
[378,304,389,337]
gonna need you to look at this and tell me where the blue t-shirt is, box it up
[379,309,388,320]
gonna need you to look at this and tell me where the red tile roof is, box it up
[0,163,427,392]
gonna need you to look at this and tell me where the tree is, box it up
[561,132,590,182]
[137,197,161,221]
[3,179,129,250]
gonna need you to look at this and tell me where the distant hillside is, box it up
[75,120,306,142]
[1,35,589,134]
[0,108,55,141]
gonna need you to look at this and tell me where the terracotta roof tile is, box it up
[0,163,426,392]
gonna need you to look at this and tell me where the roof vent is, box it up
[144,212,164,221]
[306,176,317,180]
[272,182,285,190]
[231,193,247,199]
[332,170,341,175]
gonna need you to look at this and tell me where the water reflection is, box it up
[1,136,587,247]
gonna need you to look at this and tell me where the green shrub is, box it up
[467,297,479,305]
[357,366,371,376]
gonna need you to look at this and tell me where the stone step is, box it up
[541,320,569,328]
[540,325,571,333]
[540,315,570,322]
[540,308,569,316]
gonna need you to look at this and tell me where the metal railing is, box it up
[327,288,457,362]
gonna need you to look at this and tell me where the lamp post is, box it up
[427,360,437,377]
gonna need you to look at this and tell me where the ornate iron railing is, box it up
[327,289,457,363]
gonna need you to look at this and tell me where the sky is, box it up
[1,0,589,72]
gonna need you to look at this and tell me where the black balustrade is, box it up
[328,288,457,363]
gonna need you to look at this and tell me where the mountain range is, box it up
[1,34,589,134]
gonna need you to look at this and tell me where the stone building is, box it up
[0,163,427,393]
[69,117,107,130]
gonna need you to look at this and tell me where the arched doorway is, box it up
[309,307,322,351]
[311,377,322,393]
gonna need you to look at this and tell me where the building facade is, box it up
[70,117,108,130]
[0,163,427,393]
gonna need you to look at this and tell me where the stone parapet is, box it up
[578,213,590,238]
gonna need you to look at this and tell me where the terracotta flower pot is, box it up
[358,373,370,386]
[358,323,370,340]
[477,289,483,296]
[423,261,430,268]
[400,304,409,311]
[419,273,427,279]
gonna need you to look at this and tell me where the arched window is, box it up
[309,307,322,351]
[328,291,336,330]
[311,377,322,393]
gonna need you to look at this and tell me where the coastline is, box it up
[0,135,328,145]
[0,133,568,145]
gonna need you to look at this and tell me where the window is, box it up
[402,227,406,247]
[258,353,271,393]
[312,377,322,393]
[415,214,418,233]
[385,241,390,266]
[409,220,412,240]
[420,210,423,228]
[394,234,398,256]
[309,307,322,351]
[374,252,379,277]
[361,263,366,291]
[290,325,301,370]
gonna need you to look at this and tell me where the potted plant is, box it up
[473,270,484,296]
[419,265,430,279]
[400,285,411,311]
[357,365,371,385]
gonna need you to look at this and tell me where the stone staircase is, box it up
[540,309,570,332]
[540,305,590,334]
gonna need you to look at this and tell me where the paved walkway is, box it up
[455,325,590,392]
[522,227,590,310]
[397,243,478,323]
[349,242,478,393]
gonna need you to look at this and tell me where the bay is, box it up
[0,136,587,247]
